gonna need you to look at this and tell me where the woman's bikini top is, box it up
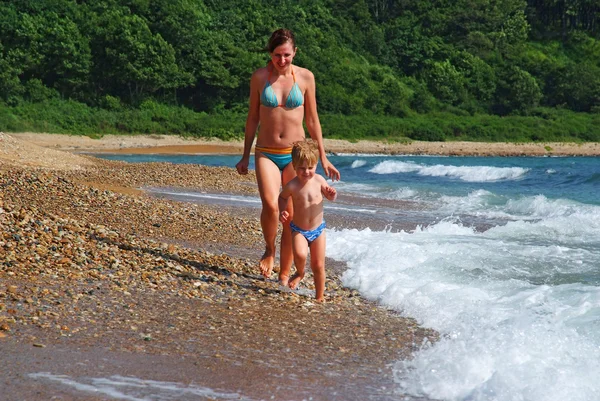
[260,66,304,109]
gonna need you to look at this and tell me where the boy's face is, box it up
[295,160,317,183]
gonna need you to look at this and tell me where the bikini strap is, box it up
[267,64,295,83]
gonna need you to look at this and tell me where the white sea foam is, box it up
[334,152,390,157]
[29,373,254,400]
[438,192,600,227]
[369,160,529,182]
[438,190,505,216]
[145,189,261,205]
[332,182,376,194]
[333,181,421,202]
[387,187,419,200]
[326,205,377,214]
[502,195,594,218]
[369,160,422,174]
[326,212,600,401]
[351,159,368,168]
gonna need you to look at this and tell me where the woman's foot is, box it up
[259,250,275,279]
[279,274,290,287]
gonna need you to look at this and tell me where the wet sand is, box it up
[1,132,437,400]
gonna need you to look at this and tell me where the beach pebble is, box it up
[0,157,437,388]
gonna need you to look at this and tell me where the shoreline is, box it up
[9,132,600,156]
[2,132,596,400]
[0,132,436,400]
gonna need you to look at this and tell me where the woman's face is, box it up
[270,41,296,71]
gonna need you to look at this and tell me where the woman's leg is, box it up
[255,154,283,278]
[279,162,297,283]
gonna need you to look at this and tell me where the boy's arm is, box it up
[320,176,337,201]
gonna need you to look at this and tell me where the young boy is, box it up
[278,139,337,302]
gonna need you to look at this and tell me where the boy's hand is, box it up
[280,210,290,223]
[325,186,337,201]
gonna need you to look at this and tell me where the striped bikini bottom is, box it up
[255,145,293,171]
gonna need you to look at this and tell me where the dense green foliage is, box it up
[1,0,599,142]
[2,101,599,143]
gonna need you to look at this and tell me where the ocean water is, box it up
[93,152,600,401]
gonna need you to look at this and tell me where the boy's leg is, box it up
[308,233,326,302]
[288,232,308,290]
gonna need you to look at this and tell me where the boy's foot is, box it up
[259,250,275,279]
[288,273,304,290]
[279,274,290,287]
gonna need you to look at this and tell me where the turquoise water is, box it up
[94,152,600,401]
[95,153,600,205]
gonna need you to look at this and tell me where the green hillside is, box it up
[1,0,599,142]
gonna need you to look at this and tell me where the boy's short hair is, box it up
[291,139,319,168]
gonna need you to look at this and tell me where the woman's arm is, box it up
[303,69,340,181]
[236,71,261,175]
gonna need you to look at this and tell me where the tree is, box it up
[554,62,600,111]
[382,14,442,75]
[29,11,91,97]
[87,8,187,102]
[424,60,468,106]
[0,3,91,100]
[526,0,600,37]
[0,50,24,103]
[452,51,497,106]
[493,65,542,114]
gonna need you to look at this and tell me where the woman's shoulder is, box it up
[293,65,315,81]
[250,66,270,88]
[252,66,270,79]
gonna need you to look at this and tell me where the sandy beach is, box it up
[1,132,598,400]
[9,132,600,157]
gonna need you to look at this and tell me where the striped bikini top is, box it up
[260,66,304,109]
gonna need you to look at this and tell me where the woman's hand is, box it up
[321,158,340,181]
[236,157,249,175]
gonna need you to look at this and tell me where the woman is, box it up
[236,28,340,285]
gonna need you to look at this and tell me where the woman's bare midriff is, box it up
[257,106,306,148]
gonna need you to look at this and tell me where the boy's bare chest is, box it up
[295,182,322,204]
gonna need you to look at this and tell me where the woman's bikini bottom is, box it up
[255,145,293,171]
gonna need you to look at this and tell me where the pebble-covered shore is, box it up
[11,132,600,156]
[0,133,436,400]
